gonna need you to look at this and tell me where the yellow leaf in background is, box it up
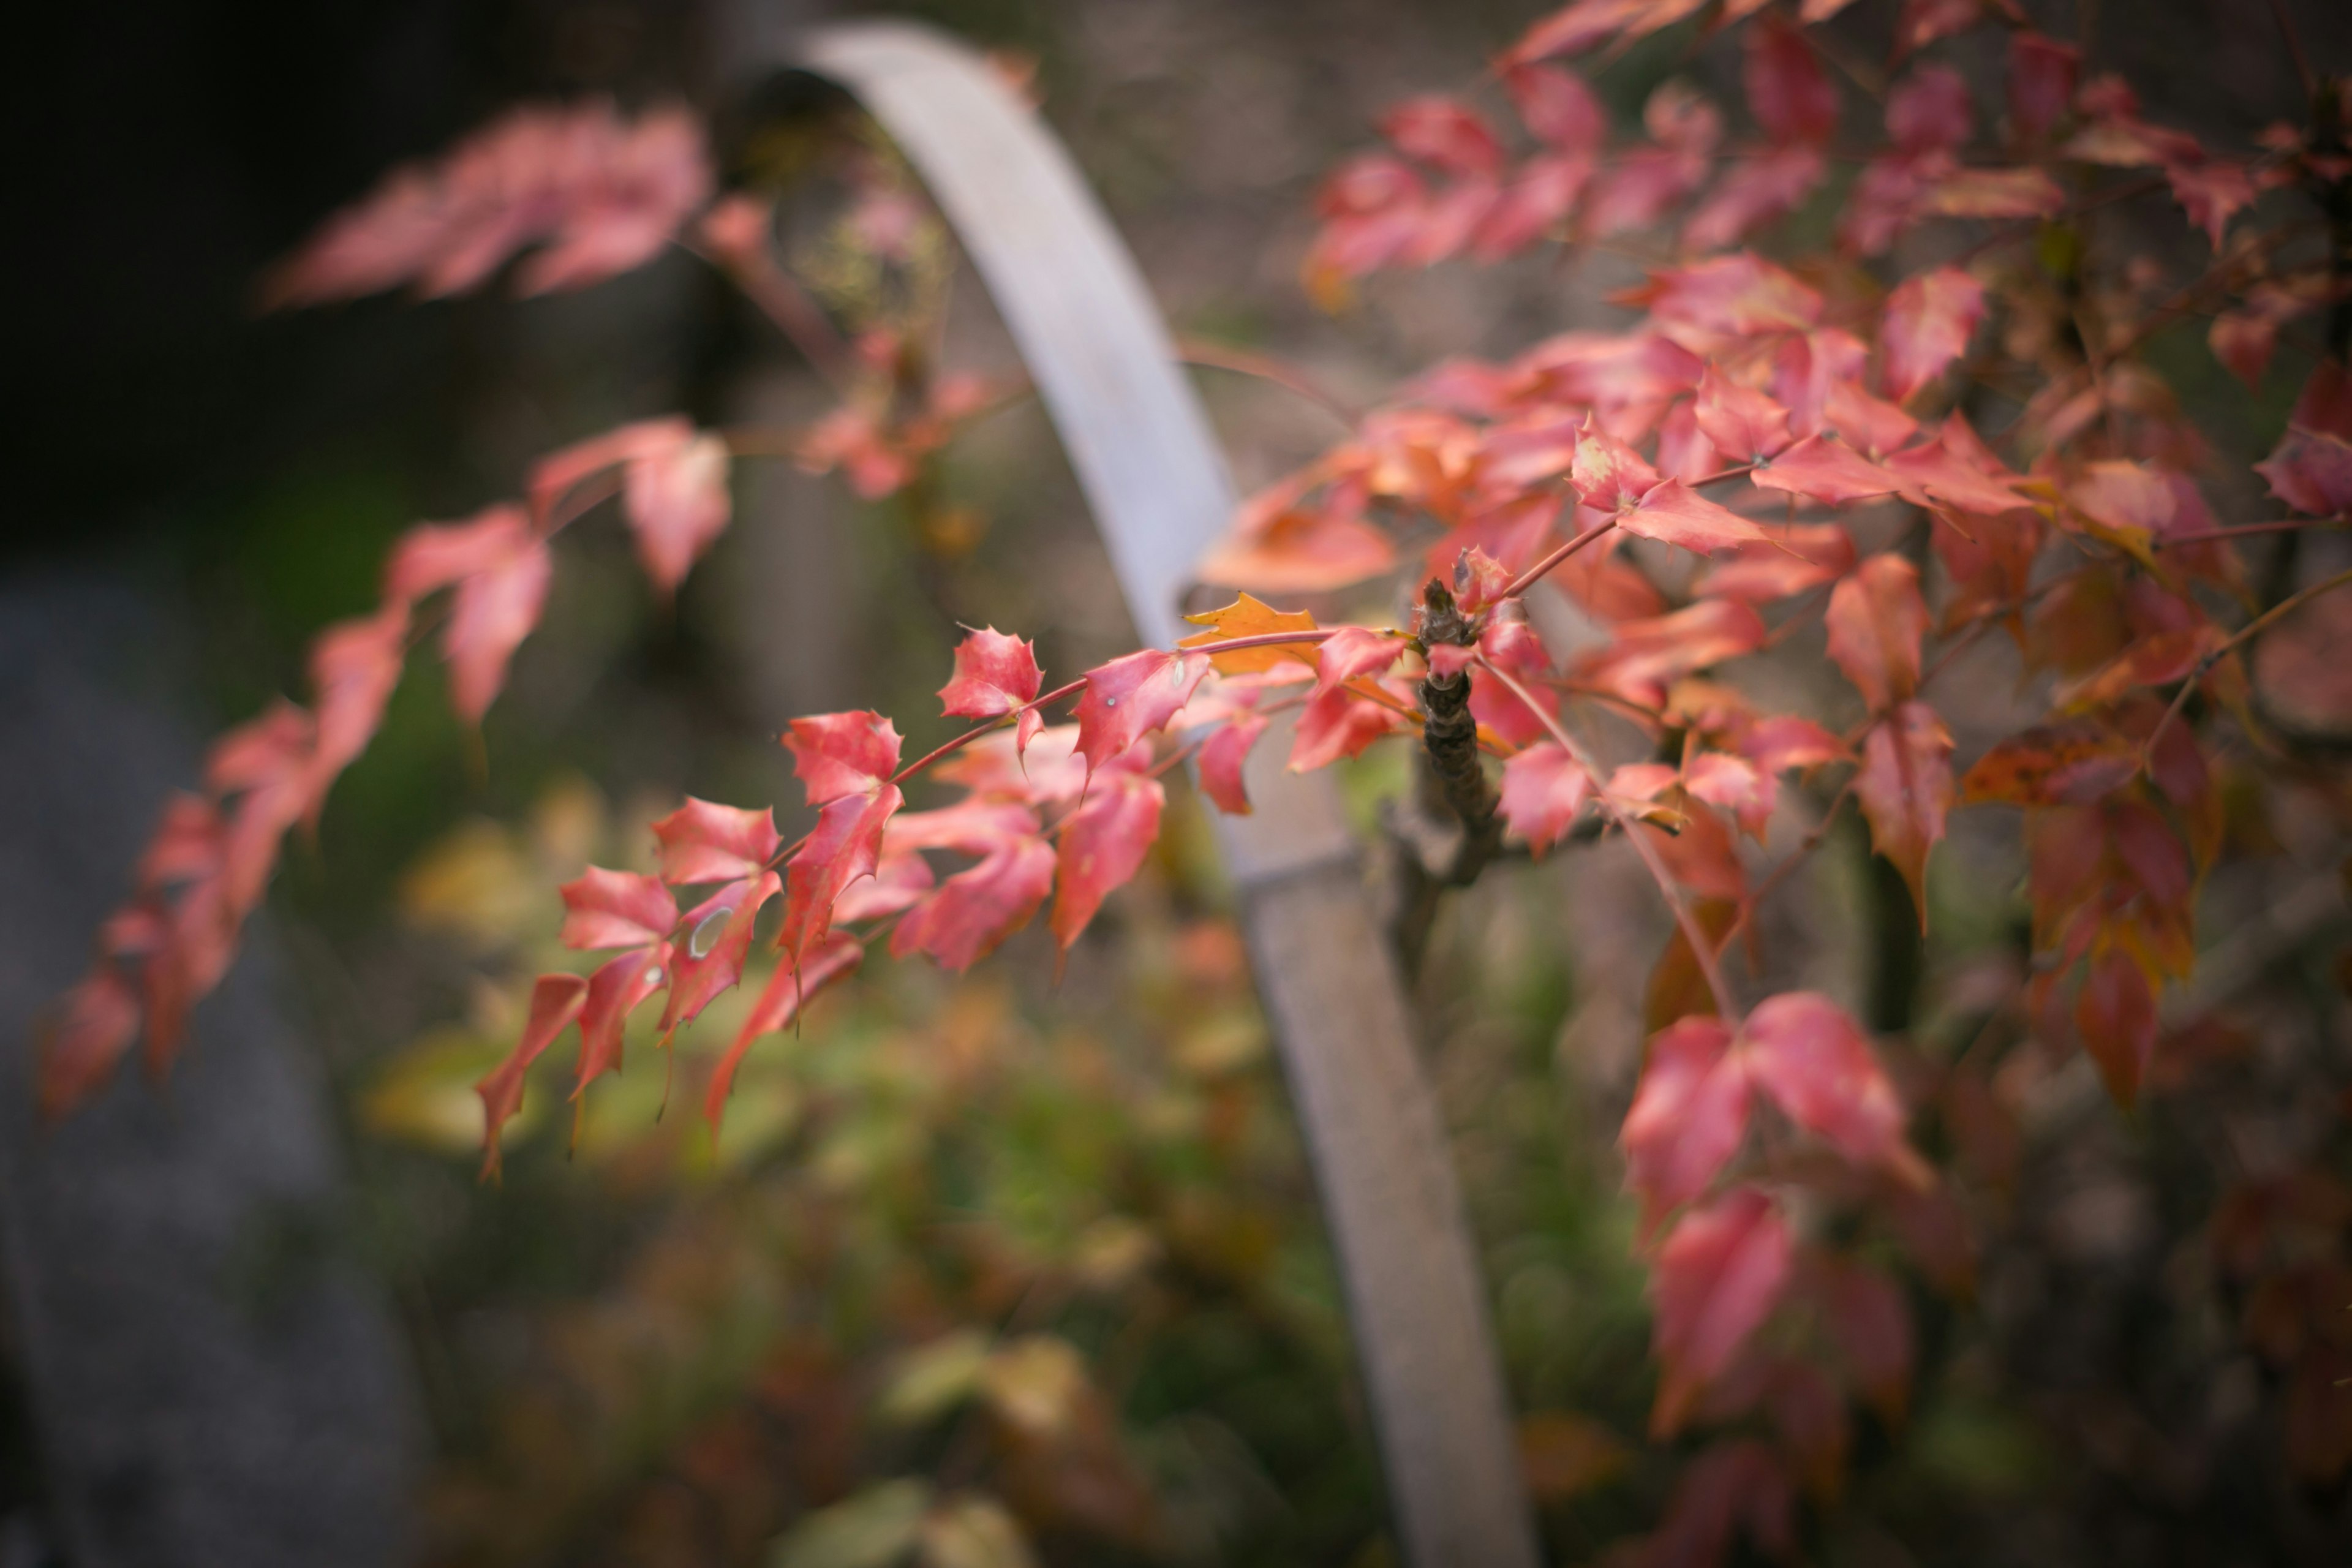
[878,1330,992,1428]
[398,818,543,949]
[1516,1412,1630,1504]
[918,1494,1038,1568]
[1178,592,1319,674]
[978,1335,1087,1439]
[363,1026,524,1155]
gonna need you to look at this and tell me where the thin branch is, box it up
[1476,656,1740,1021]
[2267,0,2319,100]
[2142,566,2352,770]
[2157,514,2346,548]
[1499,520,1619,601]
[1174,335,1360,427]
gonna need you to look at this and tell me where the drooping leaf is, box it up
[1742,992,1928,1184]
[660,872,780,1038]
[622,428,731,596]
[1621,1016,1749,1227]
[1504,62,1606,152]
[1651,1187,1795,1435]
[1825,554,1928,712]
[2007,31,2080,142]
[38,971,141,1121]
[779,786,903,963]
[1686,751,1775,838]
[652,798,782,884]
[303,605,409,824]
[1855,700,1954,927]
[2076,947,2158,1105]
[1050,769,1165,951]
[894,835,1057,971]
[442,524,552,726]
[706,933,862,1134]
[573,947,666,1096]
[476,972,589,1178]
[1744,15,1839,146]
[1197,712,1270,815]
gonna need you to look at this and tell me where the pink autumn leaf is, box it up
[1651,1187,1796,1435]
[938,627,1044,719]
[1692,367,1792,463]
[1621,1017,1751,1227]
[651,799,782,885]
[1744,15,1839,146]
[1073,650,1211,775]
[894,835,1058,970]
[1314,626,1408,694]
[778,786,903,965]
[1289,685,1403,771]
[1752,435,1902,506]
[1198,712,1270,815]
[1855,700,1954,927]
[1880,266,1985,401]
[1050,768,1165,951]
[1741,992,1929,1184]
[1825,554,1928,712]
[1686,751,1775,839]
[476,972,590,1178]
[558,867,677,951]
[2008,32,2081,143]
[1682,146,1828,253]
[622,428,731,596]
[1694,524,1855,603]
[1498,742,1594,853]
[571,948,667,1097]
[783,711,903,804]
[302,605,409,824]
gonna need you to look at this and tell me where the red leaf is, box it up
[1383,96,1504,178]
[1692,368,1792,464]
[444,530,551,726]
[1752,434,1902,505]
[652,798,782,884]
[262,102,711,306]
[1887,66,1973,153]
[559,867,677,950]
[783,711,903,804]
[574,948,666,1096]
[1651,1188,1795,1435]
[1855,701,1954,927]
[1825,554,1928,712]
[1199,712,1270,815]
[1050,769,1165,951]
[1743,714,1847,774]
[385,504,530,601]
[1581,599,1769,709]
[1647,1441,1796,1568]
[1622,252,1822,339]
[2007,31,2081,143]
[2077,948,2158,1104]
[779,786,903,963]
[1681,146,1828,252]
[303,605,409,823]
[1314,626,1408,693]
[1882,418,2028,514]
[622,427,731,595]
[662,873,781,1038]
[476,972,589,1179]
[829,851,935,925]
[1504,64,1605,153]
[1622,481,1772,554]
[1290,684,1404,771]
[1880,266,1985,401]
[1959,721,2138,806]
[894,835,1058,970]
[1621,1016,1749,1227]
[2260,428,2352,516]
[1695,523,1854,603]
[2167,158,2254,248]
[1744,15,1839,146]
[1742,992,1928,1184]
[1686,751,1774,838]
[938,627,1044,718]
[1506,0,1667,66]
[1498,742,1594,853]
[1072,650,1210,775]
[39,971,141,1120]
[705,933,863,1134]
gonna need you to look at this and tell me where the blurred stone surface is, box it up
[0,573,418,1568]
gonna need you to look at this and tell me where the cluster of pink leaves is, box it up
[263,100,713,304]
[45,416,737,1115]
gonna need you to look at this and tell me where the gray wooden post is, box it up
[738,21,1541,1565]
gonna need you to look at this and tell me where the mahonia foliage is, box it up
[45,2,2352,1559]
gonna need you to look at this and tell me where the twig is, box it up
[1499,520,1619,601]
[2141,566,2352,771]
[1476,656,1740,1021]
[1174,335,1360,426]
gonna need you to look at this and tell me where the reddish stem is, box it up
[1499,520,1620,601]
